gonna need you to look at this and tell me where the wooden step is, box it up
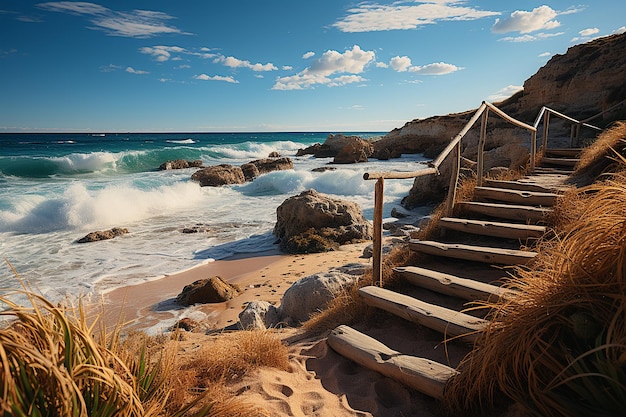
[483,179,555,193]
[439,217,546,240]
[540,157,579,167]
[409,240,537,265]
[457,201,551,223]
[474,186,559,207]
[544,148,583,158]
[327,325,458,399]
[395,266,518,302]
[359,286,488,344]
[533,167,575,175]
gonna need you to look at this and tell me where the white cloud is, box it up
[487,85,523,102]
[126,66,149,75]
[38,2,188,38]
[333,1,499,32]
[389,56,412,72]
[499,32,564,42]
[409,62,462,75]
[214,55,277,71]
[282,65,293,70]
[492,6,560,34]
[579,27,599,37]
[538,52,551,57]
[614,26,626,35]
[194,74,239,83]
[139,45,215,62]
[375,62,388,68]
[302,51,315,59]
[100,63,121,72]
[385,57,462,75]
[272,45,374,90]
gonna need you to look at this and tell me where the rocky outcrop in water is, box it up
[191,157,294,186]
[296,133,375,162]
[159,159,203,170]
[76,227,128,243]
[274,189,373,253]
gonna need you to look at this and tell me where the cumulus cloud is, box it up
[126,67,149,75]
[37,1,188,38]
[492,5,560,34]
[272,45,374,90]
[487,85,523,102]
[579,27,599,37]
[333,1,499,32]
[194,74,239,83]
[385,56,462,75]
[302,51,315,59]
[389,56,412,72]
[409,62,462,75]
[214,55,277,71]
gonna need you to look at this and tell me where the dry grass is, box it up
[573,121,626,182]
[445,169,626,416]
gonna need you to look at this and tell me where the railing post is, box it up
[373,178,384,287]
[542,111,550,150]
[530,130,536,174]
[445,143,460,217]
[477,110,488,187]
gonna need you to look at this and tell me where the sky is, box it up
[0,1,624,133]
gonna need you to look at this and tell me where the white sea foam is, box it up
[166,139,196,144]
[51,152,118,173]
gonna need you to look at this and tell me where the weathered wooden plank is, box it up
[409,240,537,265]
[540,157,579,167]
[482,179,555,193]
[457,201,551,223]
[358,286,487,344]
[439,217,546,240]
[474,186,559,207]
[533,167,575,175]
[544,148,582,158]
[395,266,518,302]
[328,325,458,399]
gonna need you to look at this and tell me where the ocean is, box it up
[0,132,429,305]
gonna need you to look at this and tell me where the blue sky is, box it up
[1,1,624,133]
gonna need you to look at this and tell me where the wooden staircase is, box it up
[327,171,572,401]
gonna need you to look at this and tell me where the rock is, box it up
[191,164,245,187]
[268,151,281,158]
[312,166,337,173]
[76,227,128,243]
[238,301,280,330]
[390,207,409,218]
[251,157,294,176]
[170,318,199,332]
[175,276,240,306]
[279,271,358,323]
[296,134,372,160]
[362,243,395,259]
[240,163,260,182]
[159,159,203,170]
[274,189,373,253]
[333,138,373,164]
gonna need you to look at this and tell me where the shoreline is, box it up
[102,242,373,334]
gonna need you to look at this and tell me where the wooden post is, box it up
[530,130,536,174]
[542,111,550,150]
[373,178,384,287]
[445,143,460,217]
[477,110,488,187]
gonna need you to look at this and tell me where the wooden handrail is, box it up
[362,101,588,286]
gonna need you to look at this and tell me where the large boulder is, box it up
[238,301,280,330]
[278,271,358,324]
[191,164,245,187]
[274,189,373,253]
[296,134,373,159]
[333,138,374,164]
[241,157,294,181]
[175,276,240,306]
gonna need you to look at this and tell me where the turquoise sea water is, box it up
[0,132,429,305]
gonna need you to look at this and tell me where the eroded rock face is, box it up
[517,32,626,120]
[238,301,280,330]
[175,276,240,306]
[296,134,374,160]
[76,227,128,243]
[245,157,294,179]
[333,139,374,164]
[191,164,246,186]
[274,189,373,253]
